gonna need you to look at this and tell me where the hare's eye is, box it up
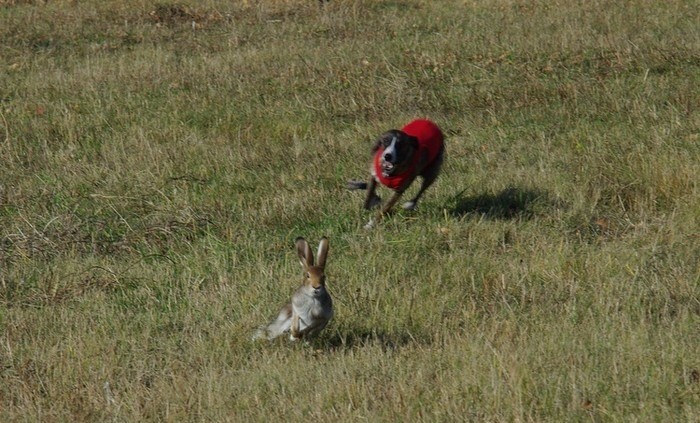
[305,272,311,279]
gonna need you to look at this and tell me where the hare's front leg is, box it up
[290,313,302,341]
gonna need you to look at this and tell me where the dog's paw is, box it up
[402,201,417,211]
[347,180,367,190]
[364,218,375,230]
[367,195,381,210]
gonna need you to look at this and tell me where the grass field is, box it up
[1,0,699,421]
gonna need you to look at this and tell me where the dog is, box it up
[348,119,445,228]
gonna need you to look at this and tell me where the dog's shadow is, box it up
[450,187,550,220]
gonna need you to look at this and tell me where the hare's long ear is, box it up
[295,237,313,268]
[316,237,329,269]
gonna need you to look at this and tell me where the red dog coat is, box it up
[373,119,444,190]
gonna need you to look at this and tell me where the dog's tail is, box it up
[347,180,368,190]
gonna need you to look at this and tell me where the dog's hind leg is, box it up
[403,149,444,210]
[402,180,432,210]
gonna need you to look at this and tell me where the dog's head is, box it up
[373,130,419,177]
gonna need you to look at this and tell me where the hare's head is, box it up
[296,237,329,296]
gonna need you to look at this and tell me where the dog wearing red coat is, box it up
[348,119,445,228]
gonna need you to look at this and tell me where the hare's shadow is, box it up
[451,187,549,220]
[323,328,420,351]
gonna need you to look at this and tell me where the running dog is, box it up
[348,119,445,228]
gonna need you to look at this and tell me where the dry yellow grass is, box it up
[1,0,698,421]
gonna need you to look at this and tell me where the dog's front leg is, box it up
[363,178,382,229]
[365,176,415,229]
[363,178,381,210]
[381,170,420,216]
[380,189,406,216]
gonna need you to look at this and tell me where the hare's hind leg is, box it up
[261,304,292,340]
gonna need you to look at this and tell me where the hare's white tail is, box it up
[252,304,292,341]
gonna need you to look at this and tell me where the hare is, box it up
[253,237,333,341]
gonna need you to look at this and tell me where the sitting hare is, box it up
[253,237,333,341]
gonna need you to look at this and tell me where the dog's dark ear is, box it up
[372,130,401,153]
[405,134,419,150]
[371,138,382,154]
[371,132,389,154]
